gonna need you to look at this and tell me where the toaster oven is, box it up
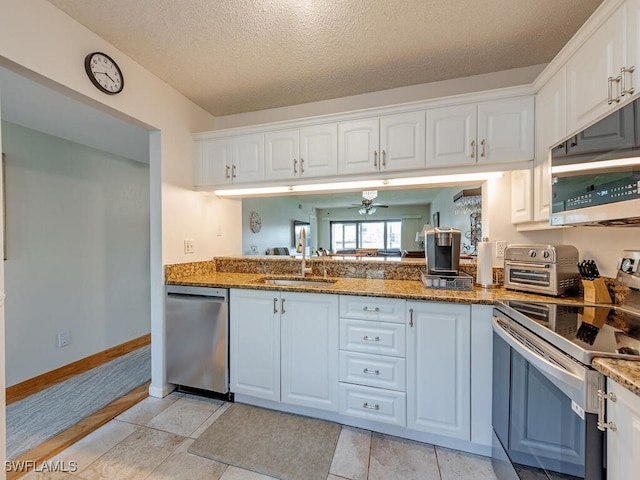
[504,244,580,296]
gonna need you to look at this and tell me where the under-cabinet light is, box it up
[551,157,640,174]
[212,171,504,198]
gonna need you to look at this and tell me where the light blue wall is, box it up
[2,121,150,386]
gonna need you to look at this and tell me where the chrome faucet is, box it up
[296,228,312,276]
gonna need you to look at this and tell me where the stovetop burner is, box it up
[495,299,640,364]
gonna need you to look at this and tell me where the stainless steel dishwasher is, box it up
[165,285,229,396]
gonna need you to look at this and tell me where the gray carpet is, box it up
[6,345,151,460]
[188,403,341,480]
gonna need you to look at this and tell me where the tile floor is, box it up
[20,392,497,480]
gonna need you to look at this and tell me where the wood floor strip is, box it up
[6,382,150,480]
[6,334,151,405]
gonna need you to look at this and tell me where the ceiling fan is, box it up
[350,191,389,215]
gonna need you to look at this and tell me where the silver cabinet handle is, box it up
[300,158,304,174]
[373,150,378,167]
[409,308,414,327]
[608,76,621,105]
[293,158,298,175]
[363,368,380,375]
[363,335,380,342]
[225,165,231,179]
[470,139,476,158]
[620,66,635,97]
[597,389,617,431]
[363,306,380,312]
[363,402,380,410]
[281,298,286,314]
[231,164,237,178]
[382,149,386,167]
[480,139,486,158]
[273,297,278,314]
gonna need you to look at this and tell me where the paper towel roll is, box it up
[476,240,493,286]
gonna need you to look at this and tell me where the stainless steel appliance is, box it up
[550,98,640,227]
[504,244,580,296]
[425,226,461,274]
[491,254,640,480]
[166,285,230,397]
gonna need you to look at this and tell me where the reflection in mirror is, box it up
[241,185,482,257]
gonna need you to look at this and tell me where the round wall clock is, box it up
[250,211,262,233]
[84,52,124,95]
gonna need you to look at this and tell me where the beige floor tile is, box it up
[78,426,184,480]
[19,471,76,480]
[190,401,232,439]
[329,426,371,480]
[436,446,497,480]
[368,433,440,480]
[146,438,228,480]
[46,419,139,473]
[115,392,182,426]
[146,394,224,437]
[219,465,277,480]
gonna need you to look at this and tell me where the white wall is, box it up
[2,122,151,386]
[0,0,239,405]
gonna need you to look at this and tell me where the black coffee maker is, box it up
[425,227,462,275]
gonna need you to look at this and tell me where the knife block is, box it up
[582,278,612,304]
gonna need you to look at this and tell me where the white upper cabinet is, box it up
[265,124,338,181]
[194,137,233,186]
[232,133,265,184]
[339,111,425,175]
[566,3,627,133]
[478,96,535,164]
[427,97,534,168]
[528,66,567,223]
[510,168,533,224]
[426,104,477,168]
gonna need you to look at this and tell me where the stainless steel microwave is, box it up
[550,100,640,226]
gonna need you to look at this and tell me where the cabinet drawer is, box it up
[339,351,406,391]
[339,296,405,323]
[338,383,406,427]
[340,319,406,357]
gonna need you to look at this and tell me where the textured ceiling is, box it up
[47,0,603,117]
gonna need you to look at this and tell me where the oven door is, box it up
[492,315,604,480]
[504,261,556,295]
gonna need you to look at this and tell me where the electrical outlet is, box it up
[57,330,70,348]
[184,239,195,254]
[496,240,507,258]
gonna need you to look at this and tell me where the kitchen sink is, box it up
[254,277,336,287]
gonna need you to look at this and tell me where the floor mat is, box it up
[188,403,341,480]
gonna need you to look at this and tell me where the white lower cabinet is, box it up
[230,289,281,402]
[338,295,407,427]
[281,292,339,411]
[230,289,339,411]
[605,378,640,480]
[407,301,471,441]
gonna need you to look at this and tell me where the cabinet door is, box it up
[265,129,299,181]
[607,379,640,480]
[426,104,477,168]
[338,118,380,175]
[407,302,471,440]
[230,289,280,401]
[534,69,566,222]
[300,124,338,178]
[626,0,640,101]
[477,96,534,164]
[511,168,533,224]
[281,292,339,411]
[379,111,426,172]
[195,137,233,186]
[566,4,625,133]
[232,133,264,183]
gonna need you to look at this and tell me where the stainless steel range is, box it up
[492,251,640,480]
